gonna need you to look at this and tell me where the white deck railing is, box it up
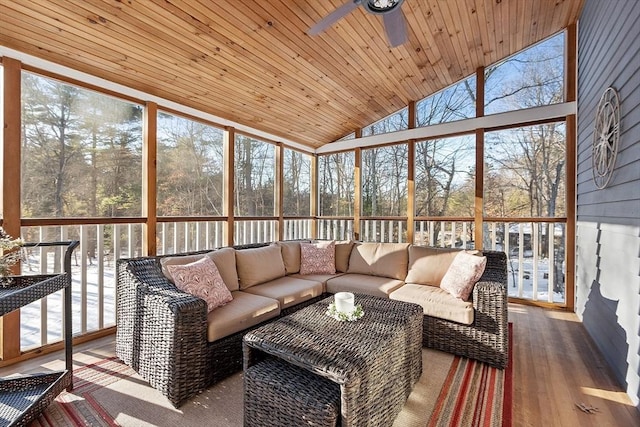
[20,223,142,351]
[18,217,565,352]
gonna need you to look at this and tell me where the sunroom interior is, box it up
[1,0,639,425]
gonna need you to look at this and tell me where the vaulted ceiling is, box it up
[0,0,583,149]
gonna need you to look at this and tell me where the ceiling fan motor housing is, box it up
[363,0,405,15]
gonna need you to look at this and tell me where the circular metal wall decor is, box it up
[592,87,620,189]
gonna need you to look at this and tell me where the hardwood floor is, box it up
[510,304,639,426]
[2,304,639,426]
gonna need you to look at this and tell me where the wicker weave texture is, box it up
[244,294,423,427]
[422,250,509,368]
[116,254,330,407]
[0,371,71,427]
[245,358,341,427]
[0,274,67,316]
[115,245,508,408]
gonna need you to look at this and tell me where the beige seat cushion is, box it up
[289,272,344,286]
[347,242,410,280]
[326,273,404,298]
[206,291,280,342]
[276,240,309,274]
[159,248,240,291]
[236,245,286,289]
[390,284,474,325]
[243,276,323,309]
[405,246,463,286]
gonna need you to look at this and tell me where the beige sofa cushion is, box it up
[276,240,307,274]
[335,240,355,272]
[347,242,410,280]
[208,247,239,291]
[326,273,404,298]
[243,276,323,309]
[236,245,286,289]
[289,272,344,285]
[390,284,474,325]
[206,291,280,342]
[405,246,462,286]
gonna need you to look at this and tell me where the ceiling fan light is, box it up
[364,0,404,14]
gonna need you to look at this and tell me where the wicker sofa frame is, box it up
[116,243,508,407]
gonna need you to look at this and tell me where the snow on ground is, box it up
[20,259,116,351]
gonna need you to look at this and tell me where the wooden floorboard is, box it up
[510,304,640,426]
[2,304,639,426]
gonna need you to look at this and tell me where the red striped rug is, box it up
[32,326,513,427]
[428,324,513,427]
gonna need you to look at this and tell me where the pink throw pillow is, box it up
[440,251,487,301]
[299,241,336,275]
[167,256,233,312]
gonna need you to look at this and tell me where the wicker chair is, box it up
[421,250,509,369]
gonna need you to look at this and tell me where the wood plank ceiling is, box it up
[0,0,583,149]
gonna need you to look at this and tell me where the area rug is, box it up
[32,333,512,427]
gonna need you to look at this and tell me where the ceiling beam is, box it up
[316,101,577,154]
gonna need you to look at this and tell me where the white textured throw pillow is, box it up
[440,251,487,301]
[167,256,233,312]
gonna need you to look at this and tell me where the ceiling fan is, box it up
[308,0,408,48]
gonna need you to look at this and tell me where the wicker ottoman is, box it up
[244,358,341,427]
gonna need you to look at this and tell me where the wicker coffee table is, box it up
[243,293,423,427]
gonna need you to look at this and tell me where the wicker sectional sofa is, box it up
[116,241,508,407]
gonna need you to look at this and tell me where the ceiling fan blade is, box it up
[308,1,360,36]
[383,8,408,47]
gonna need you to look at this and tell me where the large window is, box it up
[484,123,566,218]
[485,33,565,114]
[361,144,407,216]
[234,135,275,216]
[318,152,355,216]
[416,75,476,126]
[415,135,475,217]
[156,112,224,216]
[283,148,311,216]
[21,72,143,222]
[362,108,408,137]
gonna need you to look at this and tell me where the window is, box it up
[234,134,275,216]
[361,144,408,216]
[415,135,475,217]
[484,122,566,218]
[416,76,476,126]
[21,72,142,219]
[156,112,224,216]
[318,152,355,216]
[283,148,311,216]
[485,32,565,115]
[361,108,408,137]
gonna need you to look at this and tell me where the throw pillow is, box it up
[167,256,233,312]
[440,250,487,301]
[300,241,336,275]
